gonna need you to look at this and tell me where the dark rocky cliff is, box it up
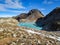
[36,7,60,31]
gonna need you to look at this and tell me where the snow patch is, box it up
[26,30,60,42]
[26,30,41,35]
[48,35,56,39]
[0,28,4,32]
[57,37,60,41]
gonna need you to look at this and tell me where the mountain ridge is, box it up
[13,9,44,22]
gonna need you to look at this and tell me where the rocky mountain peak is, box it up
[14,9,44,22]
[47,7,60,16]
[53,7,60,14]
[55,7,60,10]
[28,9,42,13]
[26,9,44,21]
[28,9,44,16]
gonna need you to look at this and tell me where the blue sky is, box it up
[0,0,60,17]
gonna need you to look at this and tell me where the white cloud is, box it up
[0,4,6,11]
[0,0,25,12]
[7,10,27,14]
[0,4,26,13]
[5,0,25,9]
[0,14,13,17]
[43,0,54,4]
[40,8,46,11]
[0,0,26,17]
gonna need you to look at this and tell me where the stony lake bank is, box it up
[0,18,60,45]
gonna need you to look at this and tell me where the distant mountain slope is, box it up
[27,9,44,20]
[13,9,44,22]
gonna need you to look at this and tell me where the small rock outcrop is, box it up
[14,9,44,22]
[36,7,60,31]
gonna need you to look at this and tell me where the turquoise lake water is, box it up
[18,22,42,30]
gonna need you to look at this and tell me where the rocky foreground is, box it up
[0,18,60,45]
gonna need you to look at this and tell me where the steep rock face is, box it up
[36,7,60,31]
[27,9,44,21]
[14,9,44,22]
[35,17,44,26]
